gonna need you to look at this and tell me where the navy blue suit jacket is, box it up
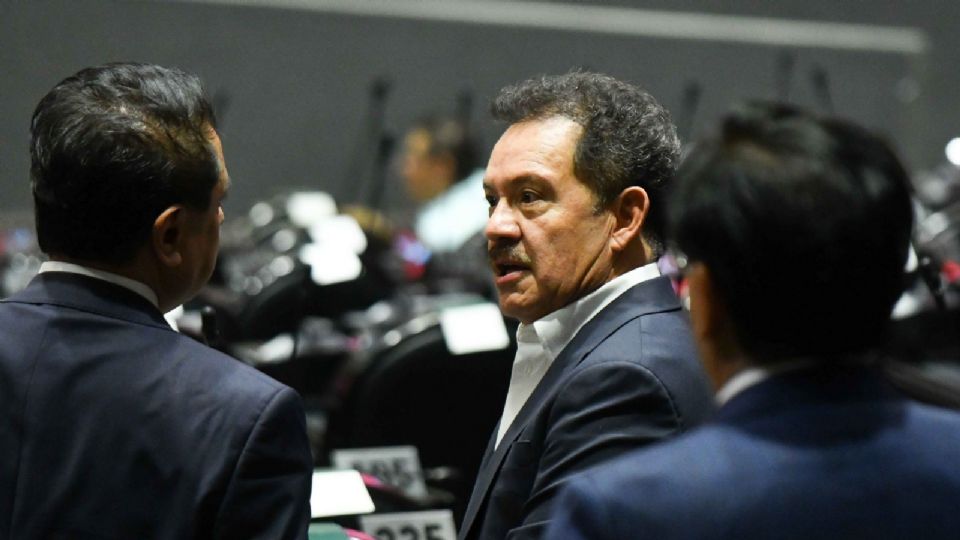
[459,276,714,539]
[0,273,313,539]
[548,365,960,539]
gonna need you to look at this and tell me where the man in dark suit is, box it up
[0,63,313,539]
[458,72,714,540]
[547,103,960,539]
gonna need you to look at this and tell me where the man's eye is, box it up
[519,191,539,204]
[485,194,498,207]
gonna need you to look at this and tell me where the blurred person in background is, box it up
[398,114,492,293]
[401,114,488,254]
[0,62,312,539]
[458,71,713,540]
[547,102,960,540]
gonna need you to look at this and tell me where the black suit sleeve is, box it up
[506,360,683,539]
[213,386,313,540]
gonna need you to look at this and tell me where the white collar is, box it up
[715,359,822,405]
[39,261,160,309]
[522,262,661,361]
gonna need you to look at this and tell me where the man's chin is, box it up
[497,299,542,325]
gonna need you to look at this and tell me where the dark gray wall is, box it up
[1,0,956,220]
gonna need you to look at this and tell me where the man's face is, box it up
[177,128,229,303]
[401,129,454,202]
[484,116,617,324]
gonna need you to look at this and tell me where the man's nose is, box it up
[485,201,521,241]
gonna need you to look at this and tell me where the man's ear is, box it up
[152,205,185,268]
[609,186,649,252]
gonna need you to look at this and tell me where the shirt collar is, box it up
[39,261,160,309]
[520,262,661,361]
[715,359,824,405]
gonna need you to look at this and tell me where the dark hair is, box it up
[411,115,478,181]
[670,102,914,361]
[30,62,219,264]
[492,71,680,255]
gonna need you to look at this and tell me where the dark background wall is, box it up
[1,0,957,222]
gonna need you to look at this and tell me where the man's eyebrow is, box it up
[484,175,545,190]
[509,174,547,188]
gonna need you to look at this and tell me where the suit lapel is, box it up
[459,276,681,537]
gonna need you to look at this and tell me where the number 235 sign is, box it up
[359,510,457,540]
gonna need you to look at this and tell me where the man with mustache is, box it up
[458,72,714,540]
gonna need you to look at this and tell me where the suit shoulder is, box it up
[903,400,960,450]
[569,426,736,506]
[557,430,732,536]
[586,307,698,366]
[162,331,289,399]
[575,309,713,425]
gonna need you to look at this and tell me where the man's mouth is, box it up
[489,244,531,281]
[494,262,528,277]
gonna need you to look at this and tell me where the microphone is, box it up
[678,80,702,143]
[201,305,222,348]
[456,88,474,129]
[367,131,396,211]
[775,50,796,102]
[810,64,834,114]
[346,76,394,203]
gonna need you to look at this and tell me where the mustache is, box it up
[488,242,532,265]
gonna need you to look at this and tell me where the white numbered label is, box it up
[331,446,428,498]
[360,510,457,540]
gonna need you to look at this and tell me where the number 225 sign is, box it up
[360,510,457,540]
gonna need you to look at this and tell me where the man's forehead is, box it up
[485,117,581,185]
[501,116,582,145]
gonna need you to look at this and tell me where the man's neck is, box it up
[610,239,654,280]
[40,260,161,310]
[49,254,165,309]
[49,255,135,278]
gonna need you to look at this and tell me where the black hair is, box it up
[670,102,914,361]
[30,62,219,264]
[410,115,478,181]
[492,71,680,256]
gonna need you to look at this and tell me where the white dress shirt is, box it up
[495,262,661,448]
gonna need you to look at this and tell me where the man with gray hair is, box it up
[458,72,713,540]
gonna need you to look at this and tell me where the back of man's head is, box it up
[670,102,913,362]
[30,62,219,265]
[492,71,680,257]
